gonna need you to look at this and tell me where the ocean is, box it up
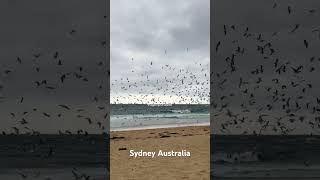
[0,134,109,179]
[110,104,210,131]
[211,135,320,179]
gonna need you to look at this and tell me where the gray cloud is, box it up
[111,0,210,104]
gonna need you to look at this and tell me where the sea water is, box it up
[110,104,209,131]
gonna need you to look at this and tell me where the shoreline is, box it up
[110,122,210,132]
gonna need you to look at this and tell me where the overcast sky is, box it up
[111,0,210,104]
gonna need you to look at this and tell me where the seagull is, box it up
[304,40,309,48]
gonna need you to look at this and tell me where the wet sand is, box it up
[111,126,210,180]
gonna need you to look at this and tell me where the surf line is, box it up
[129,150,191,158]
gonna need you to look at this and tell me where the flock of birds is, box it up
[0,18,109,136]
[0,15,108,179]
[111,50,209,104]
[212,3,320,135]
[1,1,320,179]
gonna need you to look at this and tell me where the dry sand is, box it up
[110,126,210,180]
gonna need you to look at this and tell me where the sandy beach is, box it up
[110,126,210,180]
